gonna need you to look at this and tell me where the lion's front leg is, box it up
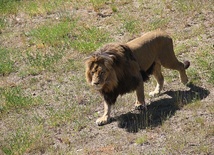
[149,63,164,97]
[135,81,146,110]
[96,101,111,126]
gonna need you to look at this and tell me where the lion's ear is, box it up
[109,54,116,60]
[84,55,94,62]
[102,54,115,69]
[84,56,94,69]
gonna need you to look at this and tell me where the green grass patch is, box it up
[48,103,89,131]
[135,135,148,145]
[2,128,41,155]
[0,17,6,31]
[23,0,61,16]
[123,20,141,34]
[116,13,142,35]
[0,48,15,75]
[25,50,62,75]
[0,86,40,113]
[0,0,20,15]
[174,0,202,12]
[90,0,106,11]
[2,130,32,155]
[188,68,201,84]
[0,0,70,16]
[27,17,112,53]
[175,24,205,40]
[174,44,188,55]
[27,17,76,47]
[71,26,112,53]
[209,70,214,84]
[147,18,169,31]
[194,46,214,84]
[184,100,202,110]
[62,58,81,73]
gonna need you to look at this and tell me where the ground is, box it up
[0,0,213,155]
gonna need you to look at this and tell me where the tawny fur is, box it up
[85,30,190,126]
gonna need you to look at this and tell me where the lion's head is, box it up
[85,43,142,95]
[85,50,118,92]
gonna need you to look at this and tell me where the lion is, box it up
[85,30,190,126]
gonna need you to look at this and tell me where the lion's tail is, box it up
[184,61,190,69]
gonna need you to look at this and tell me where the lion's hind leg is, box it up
[149,63,164,97]
[162,60,189,85]
[179,61,190,84]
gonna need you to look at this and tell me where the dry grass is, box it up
[0,0,213,154]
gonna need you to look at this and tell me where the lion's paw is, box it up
[181,77,188,85]
[96,116,110,126]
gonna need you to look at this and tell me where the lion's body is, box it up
[127,31,189,72]
[85,30,190,126]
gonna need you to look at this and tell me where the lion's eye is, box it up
[100,71,105,75]
[91,71,95,75]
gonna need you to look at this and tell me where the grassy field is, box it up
[0,0,213,154]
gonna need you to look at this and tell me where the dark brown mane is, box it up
[85,43,155,105]
[96,44,143,104]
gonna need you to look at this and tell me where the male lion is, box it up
[85,30,190,126]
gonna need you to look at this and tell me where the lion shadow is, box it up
[113,83,210,133]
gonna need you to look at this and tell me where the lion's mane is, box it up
[85,43,154,104]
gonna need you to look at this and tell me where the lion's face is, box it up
[85,53,118,91]
[89,62,110,90]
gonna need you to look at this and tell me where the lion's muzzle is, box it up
[91,80,104,90]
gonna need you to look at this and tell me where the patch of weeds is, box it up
[197,145,210,154]
[207,105,214,116]
[164,70,179,83]
[111,5,118,12]
[25,0,70,16]
[175,24,205,40]
[195,46,214,84]
[72,26,112,53]
[0,48,15,75]
[27,17,76,47]
[0,17,6,31]
[29,77,39,85]
[189,24,206,39]
[165,134,187,153]
[116,13,142,35]
[174,44,188,55]
[174,0,202,12]
[90,0,107,11]
[188,68,201,84]
[135,135,148,145]
[196,57,210,71]
[23,1,40,16]
[2,128,40,155]
[0,86,40,113]
[0,0,20,15]
[25,50,62,75]
[209,70,214,84]
[184,100,201,110]
[147,18,169,31]
[195,117,205,126]
[0,0,69,16]
[62,58,81,73]
[123,20,141,34]
[48,103,88,131]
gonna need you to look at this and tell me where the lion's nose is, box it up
[93,82,99,85]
